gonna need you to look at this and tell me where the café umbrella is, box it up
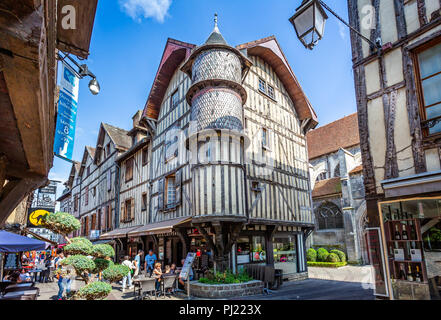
[0,231,46,281]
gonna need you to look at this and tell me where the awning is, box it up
[0,231,46,253]
[91,239,114,245]
[100,226,141,240]
[128,217,192,237]
[382,170,441,198]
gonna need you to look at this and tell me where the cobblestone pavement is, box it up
[232,279,375,300]
[35,278,185,300]
[308,265,375,284]
[34,276,374,300]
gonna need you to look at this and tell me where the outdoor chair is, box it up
[140,279,158,300]
[162,275,177,298]
[263,266,275,295]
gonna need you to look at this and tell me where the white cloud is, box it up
[338,22,346,40]
[119,0,172,23]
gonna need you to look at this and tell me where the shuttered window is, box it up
[125,157,134,182]
[107,205,112,231]
[85,187,89,206]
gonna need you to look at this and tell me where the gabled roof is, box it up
[78,146,95,177]
[306,113,360,160]
[94,123,131,164]
[142,35,317,129]
[102,123,131,150]
[236,36,318,129]
[66,160,81,188]
[312,177,342,198]
[142,38,196,120]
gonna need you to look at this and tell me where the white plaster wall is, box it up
[358,0,373,59]
[405,0,420,34]
[425,148,441,172]
[365,59,381,94]
[394,88,416,177]
[380,0,398,44]
[384,49,404,86]
[426,0,441,22]
[367,97,386,192]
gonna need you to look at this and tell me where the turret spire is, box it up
[205,13,227,45]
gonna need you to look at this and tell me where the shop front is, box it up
[378,197,441,300]
[235,224,308,280]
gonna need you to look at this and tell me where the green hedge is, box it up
[307,261,348,268]
[330,250,346,262]
[306,248,317,262]
[316,248,330,262]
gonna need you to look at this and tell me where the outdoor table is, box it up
[5,282,34,290]
[0,289,38,300]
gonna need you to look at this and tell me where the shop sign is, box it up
[54,61,80,160]
[90,230,100,240]
[27,208,54,228]
[237,254,250,264]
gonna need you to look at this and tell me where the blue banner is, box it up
[54,62,80,160]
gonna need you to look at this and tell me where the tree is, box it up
[41,212,124,300]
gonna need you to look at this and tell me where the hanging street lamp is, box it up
[289,0,382,50]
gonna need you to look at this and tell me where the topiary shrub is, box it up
[102,264,130,283]
[64,238,93,256]
[62,255,96,277]
[317,248,330,262]
[92,259,114,274]
[42,212,80,236]
[91,244,115,259]
[330,250,346,262]
[76,281,112,300]
[327,253,340,263]
[306,248,317,262]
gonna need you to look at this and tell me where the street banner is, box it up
[27,208,54,228]
[53,61,80,160]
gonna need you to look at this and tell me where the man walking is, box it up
[121,256,134,293]
[134,250,143,277]
[144,250,157,277]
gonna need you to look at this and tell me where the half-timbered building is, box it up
[348,0,441,300]
[104,19,318,279]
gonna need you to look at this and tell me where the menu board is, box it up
[180,252,196,280]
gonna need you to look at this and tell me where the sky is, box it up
[49,0,357,198]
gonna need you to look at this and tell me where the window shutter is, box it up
[107,170,111,191]
[130,198,135,221]
[158,178,164,211]
[120,202,125,222]
[108,205,112,230]
[175,169,182,206]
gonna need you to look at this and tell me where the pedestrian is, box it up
[134,250,143,277]
[55,249,72,300]
[121,256,134,293]
[153,262,162,292]
[144,250,157,277]
[170,263,177,275]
